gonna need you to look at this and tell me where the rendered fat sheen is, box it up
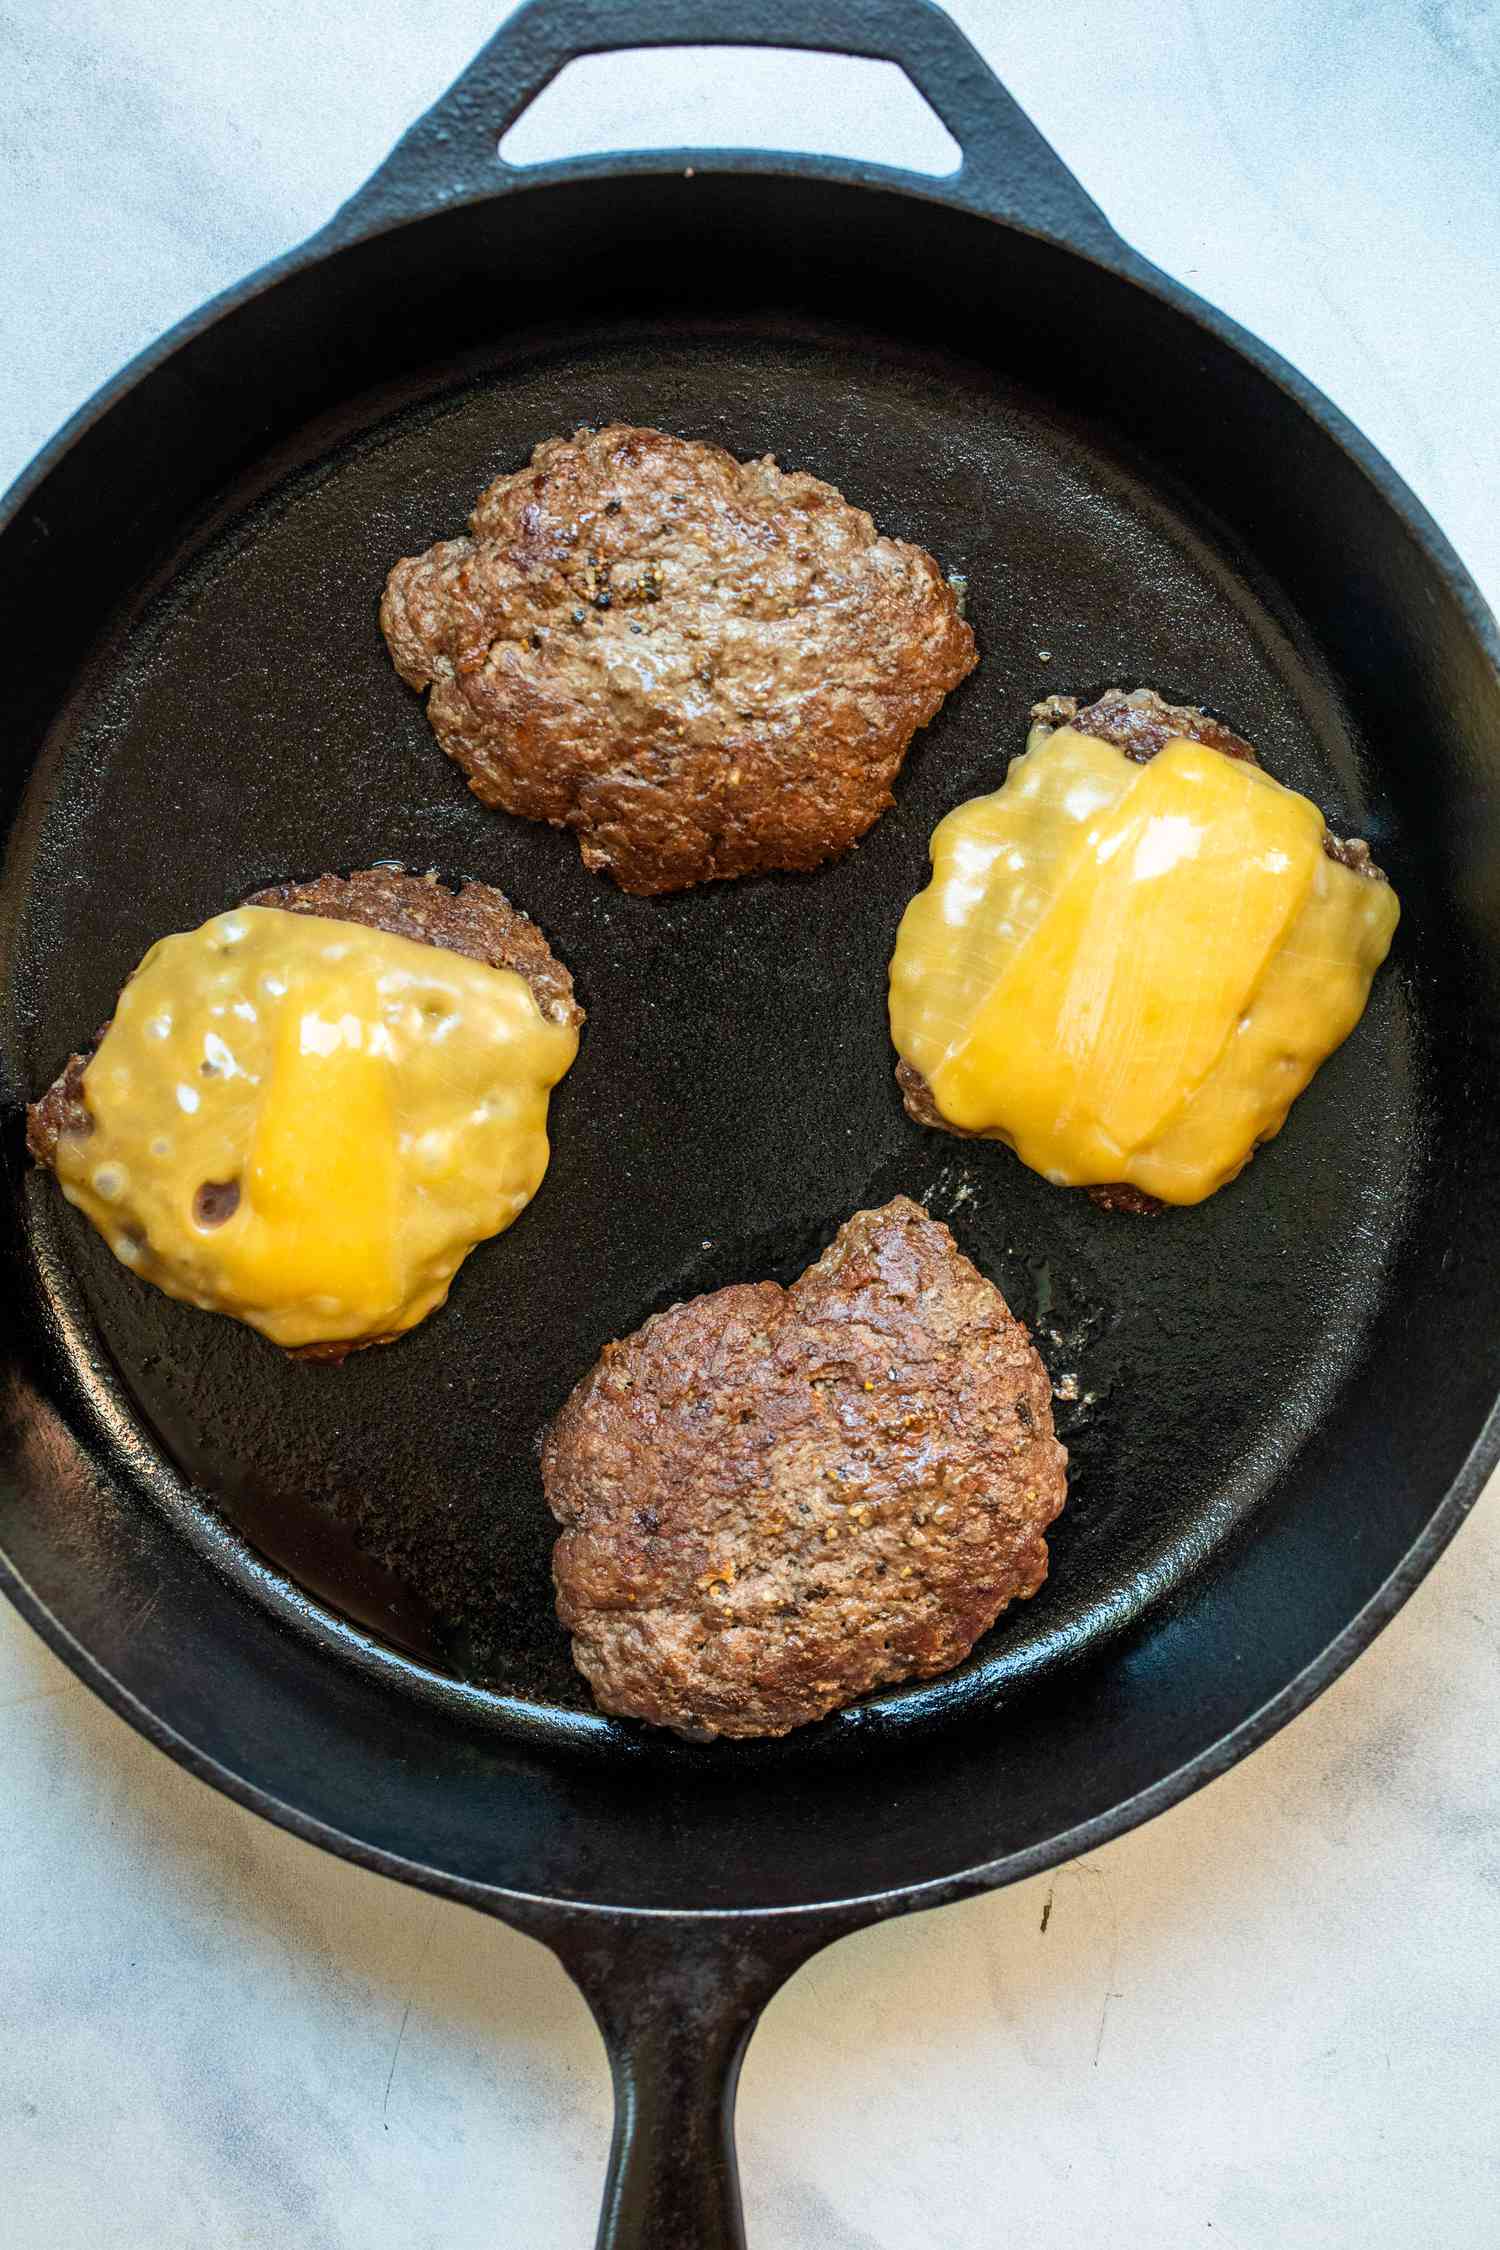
[888,727,1401,1206]
[55,906,578,1348]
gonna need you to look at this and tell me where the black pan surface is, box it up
[10,312,1422,1748]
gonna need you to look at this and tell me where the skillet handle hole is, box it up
[498,49,962,176]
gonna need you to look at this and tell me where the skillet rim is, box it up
[2,155,1499,1922]
[3,156,1498,671]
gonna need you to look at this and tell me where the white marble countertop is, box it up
[2,3,1497,2243]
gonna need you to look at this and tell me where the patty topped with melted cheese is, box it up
[28,868,581,1354]
[890,689,1399,1210]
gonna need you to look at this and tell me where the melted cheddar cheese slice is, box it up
[56,906,578,1347]
[889,727,1399,1206]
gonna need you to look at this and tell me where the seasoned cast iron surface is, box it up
[12,321,1415,1746]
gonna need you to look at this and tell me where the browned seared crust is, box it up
[894,1057,953,1140]
[1030,688,1387,878]
[26,1051,93,1170]
[244,866,581,1029]
[1083,1183,1167,1217]
[26,867,579,1359]
[899,686,1390,1215]
[381,425,976,895]
[1029,687,1257,766]
[544,1197,1067,1739]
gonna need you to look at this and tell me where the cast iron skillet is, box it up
[3,1,1499,2241]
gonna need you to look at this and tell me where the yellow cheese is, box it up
[218,969,403,1317]
[56,906,579,1347]
[889,727,1400,1206]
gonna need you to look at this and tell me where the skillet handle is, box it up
[329,0,1121,254]
[549,1914,836,2250]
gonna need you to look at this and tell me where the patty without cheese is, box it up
[545,1197,1066,1739]
[381,425,976,895]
